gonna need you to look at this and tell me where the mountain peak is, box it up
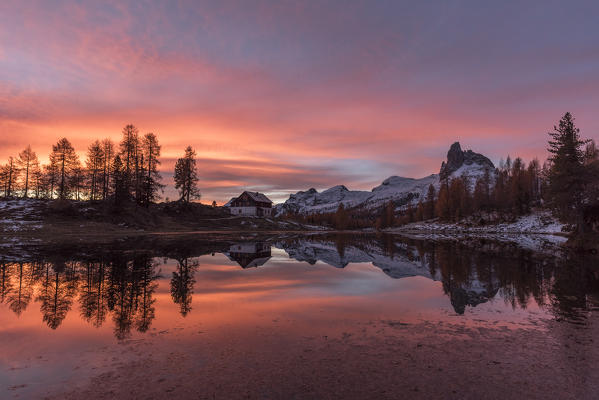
[440,142,494,180]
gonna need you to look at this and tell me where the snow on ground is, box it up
[393,211,565,235]
[0,199,44,233]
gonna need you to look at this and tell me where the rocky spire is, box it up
[439,142,494,180]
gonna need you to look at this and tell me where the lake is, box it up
[1,233,598,399]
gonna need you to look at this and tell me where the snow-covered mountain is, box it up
[275,142,495,216]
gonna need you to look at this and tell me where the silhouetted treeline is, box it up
[0,125,202,207]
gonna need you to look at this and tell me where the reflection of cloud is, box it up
[2,1,599,202]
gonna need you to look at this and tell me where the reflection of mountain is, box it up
[277,237,503,314]
[226,242,272,269]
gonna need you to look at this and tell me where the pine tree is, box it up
[546,112,589,226]
[17,145,39,198]
[174,146,201,203]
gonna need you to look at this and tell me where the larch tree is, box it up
[1,157,19,198]
[17,145,39,198]
[119,124,140,199]
[43,163,59,199]
[31,164,44,199]
[72,165,86,201]
[86,140,105,200]
[141,133,163,207]
[101,139,115,200]
[435,182,450,221]
[174,146,201,203]
[425,184,436,220]
[49,138,80,200]
[111,155,127,206]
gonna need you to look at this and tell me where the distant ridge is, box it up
[274,142,495,216]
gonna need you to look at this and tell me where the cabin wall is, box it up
[229,207,273,217]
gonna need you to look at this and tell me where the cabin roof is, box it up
[224,191,273,207]
[244,191,272,204]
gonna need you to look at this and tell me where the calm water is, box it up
[0,234,598,398]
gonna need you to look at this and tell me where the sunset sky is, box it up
[1,0,598,203]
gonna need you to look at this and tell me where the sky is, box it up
[1,0,598,204]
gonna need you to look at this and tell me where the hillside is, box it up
[0,198,326,239]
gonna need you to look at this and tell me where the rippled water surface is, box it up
[1,234,597,398]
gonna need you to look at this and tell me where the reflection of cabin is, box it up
[225,191,273,217]
[227,242,272,268]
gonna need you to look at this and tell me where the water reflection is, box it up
[226,242,272,268]
[0,234,597,339]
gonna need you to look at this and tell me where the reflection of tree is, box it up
[6,262,35,316]
[134,256,158,333]
[108,255,159,340]
[0,263,14,304]
[171,257,199,317]
[0,235,595,338]
[550,254,599,323]
[79,261,109,328]
[37,261,78,329]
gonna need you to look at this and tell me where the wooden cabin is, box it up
[226,191,273,217]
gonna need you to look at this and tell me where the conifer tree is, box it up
[174,146,201,203]
[546,112,589,226]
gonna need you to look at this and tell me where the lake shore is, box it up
[45,310,599,400]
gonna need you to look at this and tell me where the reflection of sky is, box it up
[0,250,550,397]
[2,1,599,203]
